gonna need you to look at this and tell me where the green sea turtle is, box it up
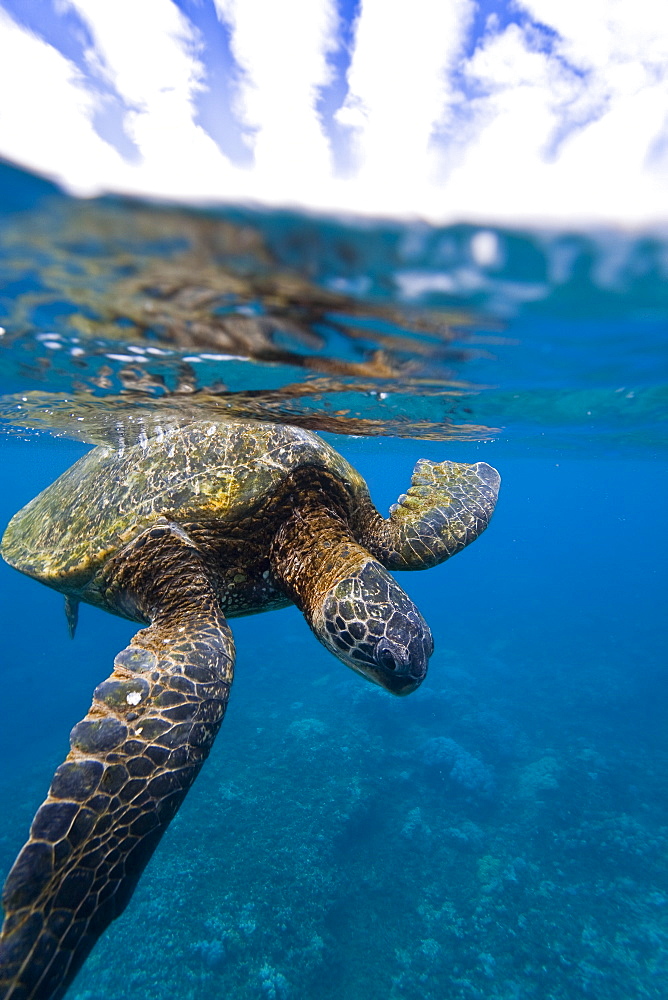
[0,418,500,999]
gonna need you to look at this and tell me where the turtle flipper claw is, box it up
[0,613,234,1000]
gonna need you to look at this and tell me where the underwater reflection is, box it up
[0,195,502,443]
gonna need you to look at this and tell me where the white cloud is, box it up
[337,0,474,198]
[518,0,668,72]
[437,3,668,224]
[213,0,338,197]
[0,0,666,225]
[62,0,237,197]
[0,8,123,193]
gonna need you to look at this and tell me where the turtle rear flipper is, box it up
[0,529,235,1000]
[361,459,501,570]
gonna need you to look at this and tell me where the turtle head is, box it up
[313,560,433,695]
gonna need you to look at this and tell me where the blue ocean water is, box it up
[0,163,666,1000]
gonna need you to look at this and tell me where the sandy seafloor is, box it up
[0,166,666,1000]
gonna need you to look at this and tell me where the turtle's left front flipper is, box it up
[0,527,234,1000]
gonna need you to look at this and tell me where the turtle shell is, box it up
[1,419,367,593]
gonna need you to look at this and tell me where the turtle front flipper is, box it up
[359,459,501,570]
[0,528,235,1000]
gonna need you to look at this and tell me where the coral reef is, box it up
[421,736,496,799]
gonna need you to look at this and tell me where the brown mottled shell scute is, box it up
[1,418,369,602]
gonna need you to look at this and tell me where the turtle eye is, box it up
[377,648,398,671]
[374,638,407,674]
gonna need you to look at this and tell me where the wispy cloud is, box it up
[441,0,668,222]
[0,6,122,193]
[213,0,338,197]
[63,0,236,196]
[0,0,666,224]
[336,0,474,197]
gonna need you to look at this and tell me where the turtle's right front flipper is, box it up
[359,459,501,571]
[0,526,234,1000]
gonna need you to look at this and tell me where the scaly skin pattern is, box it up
[270,482,432,694]
[0,527,235,1000]
[0,419,500,999]
[354,457,501,570]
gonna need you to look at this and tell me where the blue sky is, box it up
[0,0,666,224]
